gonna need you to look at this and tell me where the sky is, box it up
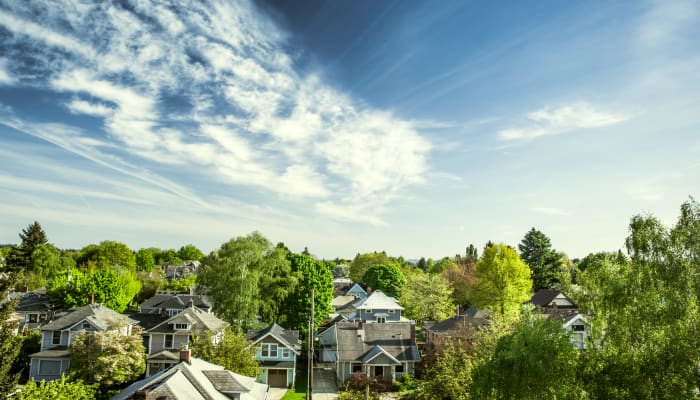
[0,0,698,260]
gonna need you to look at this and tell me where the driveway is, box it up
[267,387,287,400]
[311,366,339,400]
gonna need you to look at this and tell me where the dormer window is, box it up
[82,322,91,330]
[572,324,585,332]
[174,323,190,330]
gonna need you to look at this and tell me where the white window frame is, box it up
[376,316,386,323]
[261,343,278,358]
[282,348,291,358]
[174,323,190,330]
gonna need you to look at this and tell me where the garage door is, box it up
[268,369,287,387]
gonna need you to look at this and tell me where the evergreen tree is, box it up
[518,228,564,290]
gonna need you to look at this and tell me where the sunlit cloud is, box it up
[498,102,630,141]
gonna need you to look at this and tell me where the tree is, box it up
[178,244,204,261]
[471,315,583,400]
[17,376,97,400]
[280,253,333,335]
[428,257,457,275]
[518,228,565,290]
[257,246,299,324]
[48,266,141,312]
[0,258,21,396]
[76,241,136,271]
[400,272,456,324]
[362,264,406,298]
[576,199,700,399]
[69,326,146,388]
[18,221,48,270]
[190,327,260,377]
[416,257,427,271]
[442,258,477,307]
[468,243,532,316]
[349,252,396,283]
[465,244,478,263]
[135,248,156,272]
[164,274,197,292]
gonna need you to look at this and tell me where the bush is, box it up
[344,373,393,394]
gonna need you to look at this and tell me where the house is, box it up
[344,283,367,300]
[113,349,269,400]
[144,306,229,376]
[28,303,136,382]
[163,260,201,281]
[424,307,490,347]
[246,323,301,388]
[335,321,420,384]
[139,290,212,316]
[348,290,405,323]
[529,289,577,309]
[8,289,57,331]
[529,289,589,350]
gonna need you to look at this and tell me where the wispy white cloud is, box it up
[498,102,630,141]
[0,59,12,85]
[0,0,433,224]
[638,0,698,48]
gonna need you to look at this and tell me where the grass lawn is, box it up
[281,368,307,400]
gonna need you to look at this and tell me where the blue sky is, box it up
[0,0,698,259]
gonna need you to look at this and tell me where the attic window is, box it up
[82,322,91,330]
[572,324,585,332]
[174,323,190,330]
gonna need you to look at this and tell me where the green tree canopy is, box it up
[0,253,21,395]
[190,327,260,377]
[178,244,205,261]
[518,228,565,290]
[468,243,532,316]
[400,271,456,324]
[362,264,406,298]
[17,376,97,400]
[349,252,397,283]
[280,253,333,336]
[428,257,457,275]
[76,241,136,271]
[135,248,156,272]
[48,266,141,312]
[471,315,583,400]
[70,326,146,388]
[441,259,477,307]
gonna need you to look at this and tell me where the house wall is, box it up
[253,337,296,362]
[148,333,190,354]
[358,308,401,322]
[29,357,70,382]
[41,330,70,350]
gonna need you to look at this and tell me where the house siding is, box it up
[29,357,70,382]
[357,309,401,322]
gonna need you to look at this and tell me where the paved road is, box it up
[310,367,339,400]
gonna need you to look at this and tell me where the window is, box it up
[388,310,395,314]
[352,364,362,373]
[29,314,38,323]
[282,349,290,358]
[52,331,61,345]
[261,343,278,358]
[395,364,404,373]
[164,334,174,349]
[572,324,585,332]
[174,323,190,330]
[376,316,386,323]
[82,322,91,330]
[38,360,62,375]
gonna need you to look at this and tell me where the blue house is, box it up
[349,290,404,323]
[246,323,301,388]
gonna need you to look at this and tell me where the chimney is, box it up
[180,347,191,364]
[410,320,416,344]
[187,298,194,308]
[134,389,150,400]
[89,294,95,305]
[23,285,29,293]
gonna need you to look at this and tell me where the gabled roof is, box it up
[361,345,401,364]
[529,290,577,308]
[335,321,420,363]
[354,290,403,310]
[427,313,489,334]
[40,304,135,331]
[140,292,211,312]
[246,323,301,354]
[147,307,228,334]
[544,308,585,326]
[345,283,367,297]
[113,357,268,400]
[9,290,55,313]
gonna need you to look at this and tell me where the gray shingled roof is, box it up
[40,304,136,331]
[9,290,56,313]
[247,323,301,353]
[147,307,228,334]
[139,293,211,312]
[427,314,489,333]
[335,322,420,363]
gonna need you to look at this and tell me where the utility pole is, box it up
[307,288,314,400]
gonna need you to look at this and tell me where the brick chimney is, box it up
[187,298,194,308]
[410,320,416,344]
[89,294,95,305]
[180,347,191,364]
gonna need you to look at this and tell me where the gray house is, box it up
[144,306,229,376]
[246,323,301,388]
[348,290,404,323]
[8,289,57,331]
[28,303,136,382]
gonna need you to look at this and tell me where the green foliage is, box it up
[400,271,456,324]
[48,266,141,312]
[156,249,182,266]
[468,244,532,316]
[349,252,397,284]
[17,376,98,400]
[471,315,583,400]
[361,264,406,297]
[135,248,156,272]
[69,327,146,388]
[178,244,204,261]
[281,253,333,335]
[518,228,566,290]
[199,232,278,330]
[428,257,457,274]
[19,221,48,269]
[466,244,479,263]
[190,327,260,377]
[0,236,23,396]
[76,241,136,271]
[164,274,198,292]
[441,259,477,307]
[576,198,700,399]
[135,270,166,303]
[257,246,299,324]
[10,330,41,383]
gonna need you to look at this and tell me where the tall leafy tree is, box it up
[362,264,406,298]
[468,243,532,316]
[400,271,456,324]
[48,266,141,312]
[280,253,333,335]
[257,246,299,324]
[518,228,565,290]
[577,198,700,399]
[76,241,136,271]
[18,221,48,270]
[0,254,21,395]
[178,244,204,261]
[190,327,260,377]
[428,257,457,275]
[349,252,396,283]
[17,376,97,400]
[471,315,583,400]
[135,248,156,272]
[441,260,477,307]
[70,326,146,388]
